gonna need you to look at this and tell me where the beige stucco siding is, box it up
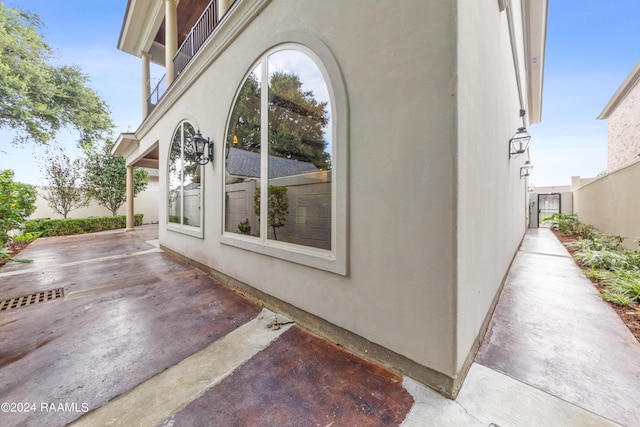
[573,159,640,249]
[456,0,531,372]
[136,0,459,378]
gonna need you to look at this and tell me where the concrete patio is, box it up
[0,226,638,426]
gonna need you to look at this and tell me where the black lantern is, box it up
[520,160,534,178]
[188,130,213,165]
[509,127,531,158]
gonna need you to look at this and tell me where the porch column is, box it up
[126,165,135,231]
[141,51,151,119]
[164,0,179,86]
[218,0,234,18]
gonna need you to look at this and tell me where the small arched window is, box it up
[168,121,202,229]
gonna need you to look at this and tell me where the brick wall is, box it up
[607,79,640,171]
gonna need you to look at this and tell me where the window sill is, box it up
[220,233,346,276]
[167,223,204,239]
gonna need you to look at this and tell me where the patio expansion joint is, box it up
[69,308,292,427]
[518,249,571,259]
[0,248,163,279]
[471,363,624,426]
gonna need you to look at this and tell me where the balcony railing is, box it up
[148,74,167,115]
[174,0,219,80]
[147,0,231,114]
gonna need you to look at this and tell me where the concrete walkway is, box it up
[0,226,638,426]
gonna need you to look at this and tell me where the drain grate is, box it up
[0,288,64,311]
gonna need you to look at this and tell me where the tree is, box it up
[40,148,89,218]
[83,143,148,216]
[0,169,36,245]
[0,3,112,146]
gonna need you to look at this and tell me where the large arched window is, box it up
[225,47,332,249]
[223,42,346,274]
[168,121,202,230]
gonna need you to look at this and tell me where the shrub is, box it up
[24,214,143,237]
[12,232,43,243]
[0,170,37,245]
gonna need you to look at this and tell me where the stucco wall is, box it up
[121,0,540,394]
[573,159,640,249]
[456,0,531,371]
[134,0,459,380]
[607,79,640,171]
[30,180,159,223]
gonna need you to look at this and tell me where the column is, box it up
[141,51,151,119]
[218,0,234,18]
[126,166,135,231]
[164,0,179,86]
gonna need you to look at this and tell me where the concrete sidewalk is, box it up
[0,226,638,426]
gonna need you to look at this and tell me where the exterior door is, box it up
[538,193,561,227]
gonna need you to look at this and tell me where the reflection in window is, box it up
[168,122,201,227]
[225,48,332,250]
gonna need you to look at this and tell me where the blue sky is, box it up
[1,1,640,187]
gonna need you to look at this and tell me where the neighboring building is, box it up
[598,60,640,171]
[113,0,547,397]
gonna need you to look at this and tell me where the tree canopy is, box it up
[83,142,148,216]
[40,148,89,218]
[0,3,112,146]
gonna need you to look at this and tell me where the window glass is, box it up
[267,50,332,249]
[224,48,332,251]
[225,64,262,237]
[168,122,201,228]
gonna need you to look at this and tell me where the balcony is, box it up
[147,0,230,115]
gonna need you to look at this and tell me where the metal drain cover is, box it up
[0,288,64,311]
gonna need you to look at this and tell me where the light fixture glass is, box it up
[509,127,531,158]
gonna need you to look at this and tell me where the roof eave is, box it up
[524,0,549,125]
[597,60,640,120]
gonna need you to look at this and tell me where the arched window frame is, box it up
[167,120,204,238]
[221,40,348,275]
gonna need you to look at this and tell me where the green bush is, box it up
[12,232,43,243]
[24,214,143,237]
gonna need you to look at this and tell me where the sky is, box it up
[1,0,640,187]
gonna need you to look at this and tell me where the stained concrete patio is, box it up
[0,225,638,426]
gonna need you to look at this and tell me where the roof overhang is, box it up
[597,61,640,120]
[523,0,549,125]
[112,132,160,169]
[118,0,165,61]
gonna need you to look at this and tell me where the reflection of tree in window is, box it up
[228,68,261,153]
[268,71,329,169]
[225,49,333,250]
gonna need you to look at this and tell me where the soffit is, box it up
[118,0,211,58]
[523,0,549,125]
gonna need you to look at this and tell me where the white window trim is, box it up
[167,121,204,239]
[221,37,348,275]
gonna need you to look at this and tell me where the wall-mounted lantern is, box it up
[509,127,531,158]
[520,160,533,178]
[188,130,214,165]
